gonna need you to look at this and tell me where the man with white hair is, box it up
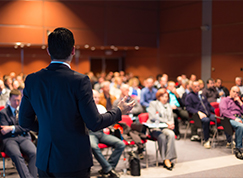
[219,86,243,159]
[235,77,243,95]
[113,84,143,116]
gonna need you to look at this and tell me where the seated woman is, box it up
[147,88,177,170]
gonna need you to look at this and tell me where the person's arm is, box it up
[19,76,39,132]
[77,76,134,132]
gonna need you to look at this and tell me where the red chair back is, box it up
[138,113,149,123]
[215,108,221,124]
[0,106,5,111]
[119,115,133,127]
[211,102,219,109]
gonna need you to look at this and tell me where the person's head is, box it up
[9,89,22,109]
[177,76,182,85]
[156,88,169,104]
[9,72,16,80]
[235,77,242,86]
[215,78,222,88]
[159,77,167,88]
[230,86,240,99]
[47,27,75,61]
[190,74,197,81]
[167,81,176,91]
[192,81,200,93]
[198,79,204,90]
[101,81,110,94]
[156,74,162,81]
[181,79,189,89]
[98,77,105,84]
[120,84,130,97]
[92,89,100,104]
[12,80,20,90]
[128,77,139,88]
[206,78,215,89]
[146,77,154,89]
[181,74,187,79]
[4,75,12,87]
[162,74,168,81]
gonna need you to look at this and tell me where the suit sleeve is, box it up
[185,95,198,114]
[19,76,39,132]
[76,76,121,132]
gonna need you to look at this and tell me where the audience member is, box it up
[12,80,20,90]
[175,76,182,88]
[90,90,125,178]
[154,74,162,89]
[167,81,189,139]
[215,78,229,100]
[110,77,122,99]
[3,75,13,91]
[147,88,177,170]
[219,86,243,159]
[202,78,219,103]
[99,81,117,111]
[140,77,157,112]
[176,79,188,98]
[159,76,168,89]
[198,79,205,91]
[190,74,197,81]
[113,84,143,117]
[235,77,243,95]
[162,74,168,87]
[185,81,216,148]
[94,77,105,93]
[0,89,37,178]
[128,77,141,101]
[0,80,10,106]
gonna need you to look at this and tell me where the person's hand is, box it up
[117,96,135,115]
[234,96,243,106]
[1,126,13,135]
[166,122,174,130]
[198,111,207,119]
[219,91,224,96]
[235,118,242,123]
[171,105,177,110]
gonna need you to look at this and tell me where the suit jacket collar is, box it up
[6,105,16,125]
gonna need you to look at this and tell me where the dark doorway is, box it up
[90,57,123,76]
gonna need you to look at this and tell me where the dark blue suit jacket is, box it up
[19,63,121,173]
[0,106,31,149]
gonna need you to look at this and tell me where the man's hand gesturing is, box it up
[117,96,135,115]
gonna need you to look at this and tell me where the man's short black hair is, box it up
[48,27,75,60]
[206,78,214,84]
[10,89,21,98]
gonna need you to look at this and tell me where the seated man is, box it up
[0,89,37,178]
[219,86,243,159]
[90,90,125,178]
[202,78,219,103]
[113,84,143,117]
[0,79,10,107]
[185,81,215,149]
[140,77,157,112]
[215,78,229,99]
[167,81,189,139]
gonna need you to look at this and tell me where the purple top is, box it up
[219,96,243,120]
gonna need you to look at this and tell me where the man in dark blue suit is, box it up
[18,27,135,178]
[0,89,37,178]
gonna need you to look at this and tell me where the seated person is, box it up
[147,88,177,171]
[99,81,117,111]
[185,81,216,149]
[113,84,143,117]
[90,90,125,178]
[202,78,219,103]
[235,77,243,95]
[0,89,37,178]
[0,79,10,107]
[167,81,189,139]
[215,78,229,99]
[128,77,141,101]
[140,77,157,111]
[219,86,243,159]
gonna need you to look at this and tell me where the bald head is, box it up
[120,84,130,97]
[230,86,240,99]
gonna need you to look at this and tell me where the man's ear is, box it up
[71,46,75,56]
[46,47,50,56]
